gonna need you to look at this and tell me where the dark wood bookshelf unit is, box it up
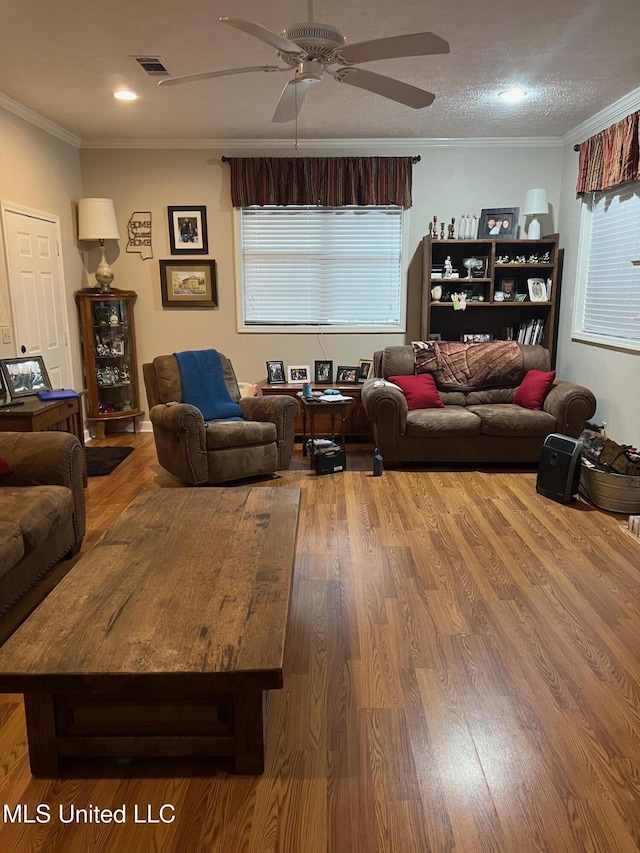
[421,234,562,366]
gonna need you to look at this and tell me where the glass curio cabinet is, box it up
[75,288,143,439]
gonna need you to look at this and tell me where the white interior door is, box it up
[1,204,72,388]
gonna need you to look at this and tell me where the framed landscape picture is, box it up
[167,205,209,255]
[159,260,217,309]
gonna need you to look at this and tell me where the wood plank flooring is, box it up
[0,432,638,852]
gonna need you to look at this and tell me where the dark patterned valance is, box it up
[226,157,413,208]
[576,110,640,196]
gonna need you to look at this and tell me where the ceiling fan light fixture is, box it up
[498,87,526,103]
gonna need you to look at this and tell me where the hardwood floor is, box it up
[0,432,639,852]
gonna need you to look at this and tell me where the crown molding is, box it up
[80,135,563,150]
[563,86,640,148]
[0,93,81,148]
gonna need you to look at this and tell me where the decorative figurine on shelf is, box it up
[444,256,453,278]
[469,214,478,239]
[451,292,467,311]
[431,285,443,302]
[516,255,526,264]
[540,251,551,262]
[440,222,445,240]
[432,215,438,238]
[447,217,456,239]
[458,214,468,239]
[527,254,540,263]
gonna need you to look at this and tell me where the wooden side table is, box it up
[261,382,371,441]
[300,396,352,468]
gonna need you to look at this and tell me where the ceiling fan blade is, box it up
[220,17,303,54]
[158,65,285,87]
[272,78,315,123]
[340,32,450,64]
[336,67,435,108]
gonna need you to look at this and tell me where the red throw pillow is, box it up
[388,374,444,410]
[513,369,556,410]
[0,457,12,475]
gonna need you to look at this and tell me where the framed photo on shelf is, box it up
[314,360,333,383]
[0,355,51,398]
[266,360,286,384]
[501,279,516,300]
[478,207,519,240]
[428,333,442,341]
[287,365,310,383]
[336,365,359,384]
[461,334,493,343]
[527,278,547,302]
[167,206,209,255]
[159,260,217,309]
[357,359,373,382]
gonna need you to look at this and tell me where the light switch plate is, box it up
[2,328,12,344]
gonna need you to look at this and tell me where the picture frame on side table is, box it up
[478,207,519,240]
[159,260,217,309]
[0,356,51,398]
[336,365,359,384]
[287,365,310,383]
[266,360,286,384]
[314,360,333,383]
[357,359,373,382]
[167,206,209,255]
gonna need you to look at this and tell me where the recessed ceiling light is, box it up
[498,87,526,103]
[113,90,138,101]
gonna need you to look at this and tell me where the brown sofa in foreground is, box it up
[0,431,85,639]
[144,352,299,485]
[361,343,596,465]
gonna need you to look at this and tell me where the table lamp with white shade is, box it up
[77,198,120,292]
[523,188,548,240]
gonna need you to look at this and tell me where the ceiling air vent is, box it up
[133,56,171,76]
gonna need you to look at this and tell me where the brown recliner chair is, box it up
[143,352,299,485]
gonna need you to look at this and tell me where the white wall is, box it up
[556,116,640,446]
[79,142,563,421]
[0,104,84,381]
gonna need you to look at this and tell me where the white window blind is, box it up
[240,206,404,329]
[582,184,640,343]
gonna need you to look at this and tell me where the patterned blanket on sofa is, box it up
[413,340,525,390]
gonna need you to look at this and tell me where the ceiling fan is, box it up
[158,0,449,123]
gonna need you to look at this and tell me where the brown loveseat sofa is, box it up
[144,352,299,485]
[0,431,86,639]
[361,343,596,465]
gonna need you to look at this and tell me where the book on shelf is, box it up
[516,318,545,346]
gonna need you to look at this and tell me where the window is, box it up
[237,206,405,332]
[573,183,640,350]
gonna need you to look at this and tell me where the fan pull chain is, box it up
[294,82,299,149]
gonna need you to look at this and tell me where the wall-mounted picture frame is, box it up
[0,356,51,398]
[314,360,333,384]
[478,207,519,240]
[167,205,209,255]
[357,359,373,382]
[287,365,310,383]
[336,365,359,384]
[527,278,548,302]
[266,360,286,384]
[159,260,217,309]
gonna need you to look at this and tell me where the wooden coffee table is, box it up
[0,486,300,776]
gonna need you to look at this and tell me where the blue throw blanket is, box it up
[174,349,243,422]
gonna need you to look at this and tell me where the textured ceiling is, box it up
[1,0,639,143]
